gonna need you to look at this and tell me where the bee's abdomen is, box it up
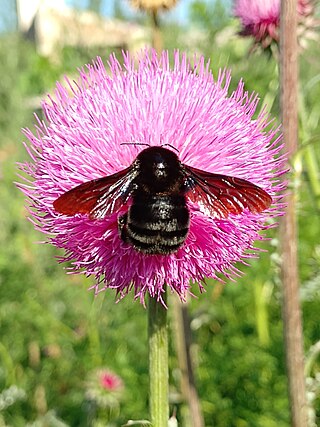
[118,195,189,255]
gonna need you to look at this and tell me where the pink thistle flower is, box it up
[234,0,316,48]
[100,371,124,391]
[85,369,124,408]
[18,50,286,305]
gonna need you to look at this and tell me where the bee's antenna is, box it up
[161,143,179,154]
[120,141,150,147]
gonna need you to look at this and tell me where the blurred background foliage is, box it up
[0,1,320,426]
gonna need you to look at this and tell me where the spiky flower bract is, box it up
[19,50,285,305]
[234,0,316,49]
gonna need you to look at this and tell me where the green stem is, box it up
[148,293,169,427]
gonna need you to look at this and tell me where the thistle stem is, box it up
[150,9,163,55]
[173,299,204,427]
[148,293,169,427]
[280,0,308,425]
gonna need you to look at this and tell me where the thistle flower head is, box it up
[85,369,124,408]
[100,371,123,391]
[234,0,317,49]
[19,50,286,305]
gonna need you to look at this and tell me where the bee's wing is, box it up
[183,165,272,219]
[53,165,137,219]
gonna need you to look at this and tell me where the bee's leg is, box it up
[118,213,129,242]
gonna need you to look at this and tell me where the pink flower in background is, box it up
[99,370,123,391]
[100,371,123,391]
[19,50,286,305]
[234,0,315,48]
[85,369,124,408]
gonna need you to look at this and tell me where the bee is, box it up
[53,146,272,255]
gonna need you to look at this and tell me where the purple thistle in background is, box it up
[234,0,315,49]
[85,369,124,409]
[18,50,286,305]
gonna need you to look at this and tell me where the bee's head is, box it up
[136,146,182,191]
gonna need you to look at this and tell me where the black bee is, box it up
[53,146,272,255]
